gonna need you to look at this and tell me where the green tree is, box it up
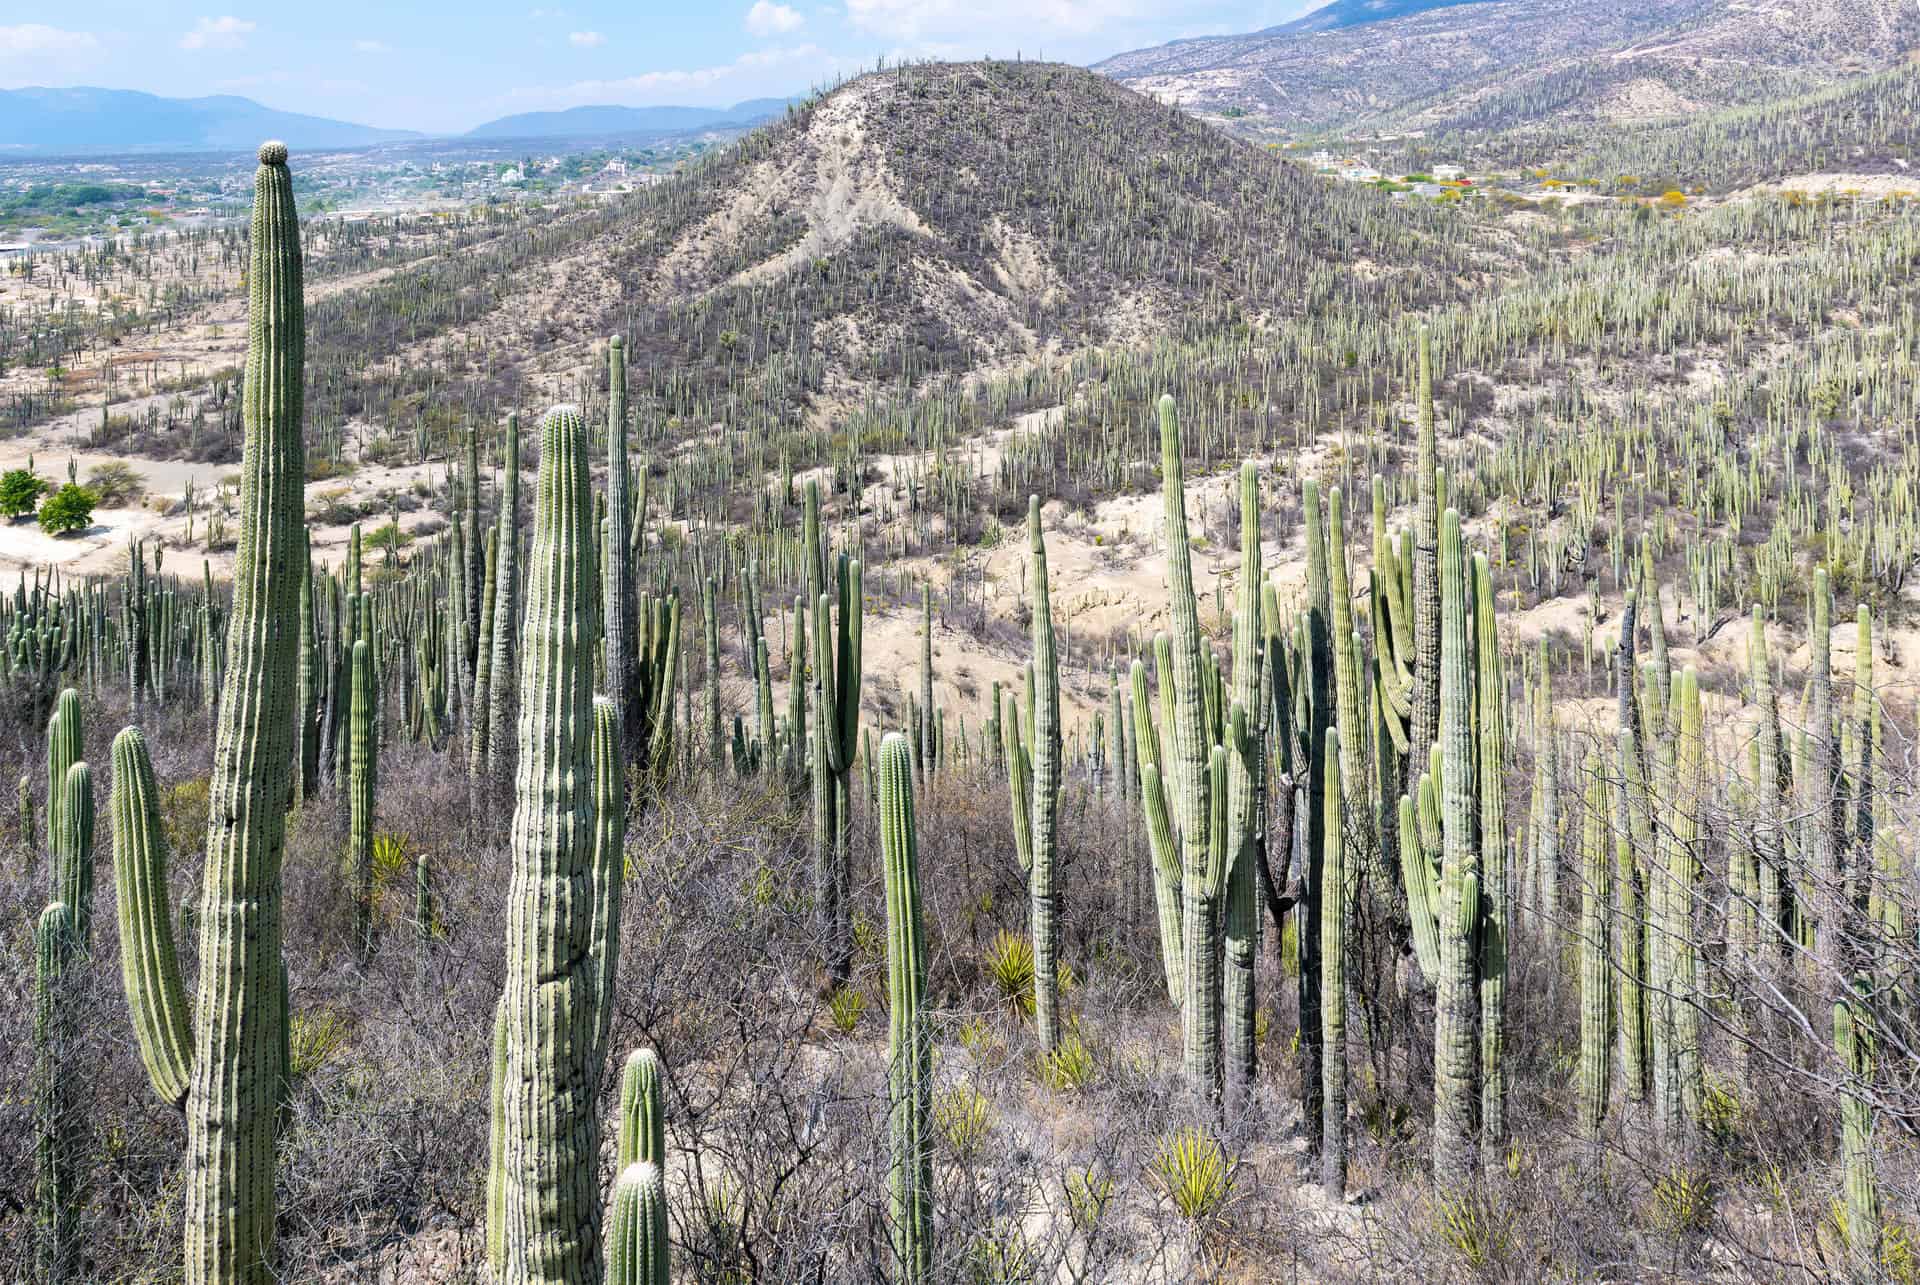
[37,485,96,537]
[0,468,48,519]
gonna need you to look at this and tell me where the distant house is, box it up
[1413,183,1444,197]
[1340,165,1381,183]
[1433,163,1465,181]
[1310,150,1338,171]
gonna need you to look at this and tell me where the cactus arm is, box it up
[111,727,194,1109]
[617,1048,666,1172]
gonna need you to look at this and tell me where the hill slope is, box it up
[305,62,1490,456]
[1272,0,1497,35]
[1097,0,1920,134]
[0,87,417,154]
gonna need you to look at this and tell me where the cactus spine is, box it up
[1027,496,1062,1050]
[878,733,931,1282]
[494,405,606,1282]
[179,141,305,1284]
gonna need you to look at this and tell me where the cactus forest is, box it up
[3,47,1920,1285]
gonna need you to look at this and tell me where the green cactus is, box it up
[168,140,308,1285]
[703,575,722,771]
[806,481,862,985]
[1027,496,1062,1050]
[111,727,193,1108]
[1224,461,1264,1112]
[604,337,638,755]
[45,684,80,863]
[618,1048,665,1171]
[470,526,499,780]
[1835,989,1881,1279]
[486,997,508,1272]
[493,404,606,1281]
[1410,326,1441,767]
[1131,654,1183,1004]
[921,582,935,779]
[1579,750,1611,1141]
[1432,507,1480,1188]
[606,1162,669,1285]
[1473,552,1507,1158]
[486,411,522,787]
[414,853,433,977]
[878,733,931,1282]
[1320,726,1346,1198]
[35,901,79,1283]
[589,696,626,1072]
[53,761,93,947]
[18,769,32,862]
[348,638,374,955]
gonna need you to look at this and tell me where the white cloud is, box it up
[746,2,805,37]
[354,39,392,54]
[180,16,256,51]
[568,30,606,47]
[844,0,1150,41]
[512,44,827,106]
[0,24,98,56]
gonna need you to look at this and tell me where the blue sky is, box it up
[0,3,1318,133]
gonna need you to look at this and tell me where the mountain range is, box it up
[1098,0,1920,134]
[0,87,798,156]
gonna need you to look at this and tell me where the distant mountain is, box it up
[465,97,798,141]
[1097,0,1920,134]
[1270,0,1494,35]
[0,87,418,155]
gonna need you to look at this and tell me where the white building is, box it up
[1340,165,1381,183]
[1433,163,1465,181]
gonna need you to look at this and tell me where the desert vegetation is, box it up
[4,44,1920,1285]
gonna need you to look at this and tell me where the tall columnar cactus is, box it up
[878,733,931,1282]
[1410,327,1441,768]
[1835,987,1881,1279]
[1744,606,1782,961]
[1579,750,1611,1142]
[1224,462,1264,1113]
[45,685,80,865]
[1669,666,1704,1132]
[1131,653,1183,1004]
[617,1048,665,1171]
[1297,477,1333,1141]
[805,481,862,985]
[603,337,637,745]
[348,638,374,955]
[465,425,484,672]
[1432,507,1481,1188]
[486,998,509,1272]
[35,901,79,1284]
[297,546,320,802]
[1320,726,1346,1198]
[486,412,522,787]
[471,527,499,779]
[177,140,306,1285]
[18,770,33,863]
[606,1163,668,1285]
[589,697,626,1073]
[1027,496,1062,1050]
[1472,552,1507,1157]
[112,728,192,1107]
[54,761,94,947]
[920,582,935,779]
[494,404,605,1283]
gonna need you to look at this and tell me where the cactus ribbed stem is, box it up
[111,727,192,1108]
[348,639,374,955]
[617,1048,665,1172]
[35,901,79,1284]
[1320,726,1346,1198]
[1473,553,1507,1157]
[1028,496,1062,1050]
[588,697,626,1074]
[184,140,305,1285]
[1225,461,1264,1112]
[1433,507,1479,1188]
[604,338,637,757]
[54,761,94,947]
[1579,751,1611,1141]
[1410,327,1441,767]
[606,1163,668,1285]
[486,412,522,788]
[1835,991,1881,1279]
[878,734,931,1282]
[495,404,604,1283]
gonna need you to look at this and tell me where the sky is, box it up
[0,2,1319,134]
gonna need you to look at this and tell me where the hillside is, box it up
[289,61,1491,476]
[1272,0,1496,34]
[1097,0,1920,135]
[0,87,418,154]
